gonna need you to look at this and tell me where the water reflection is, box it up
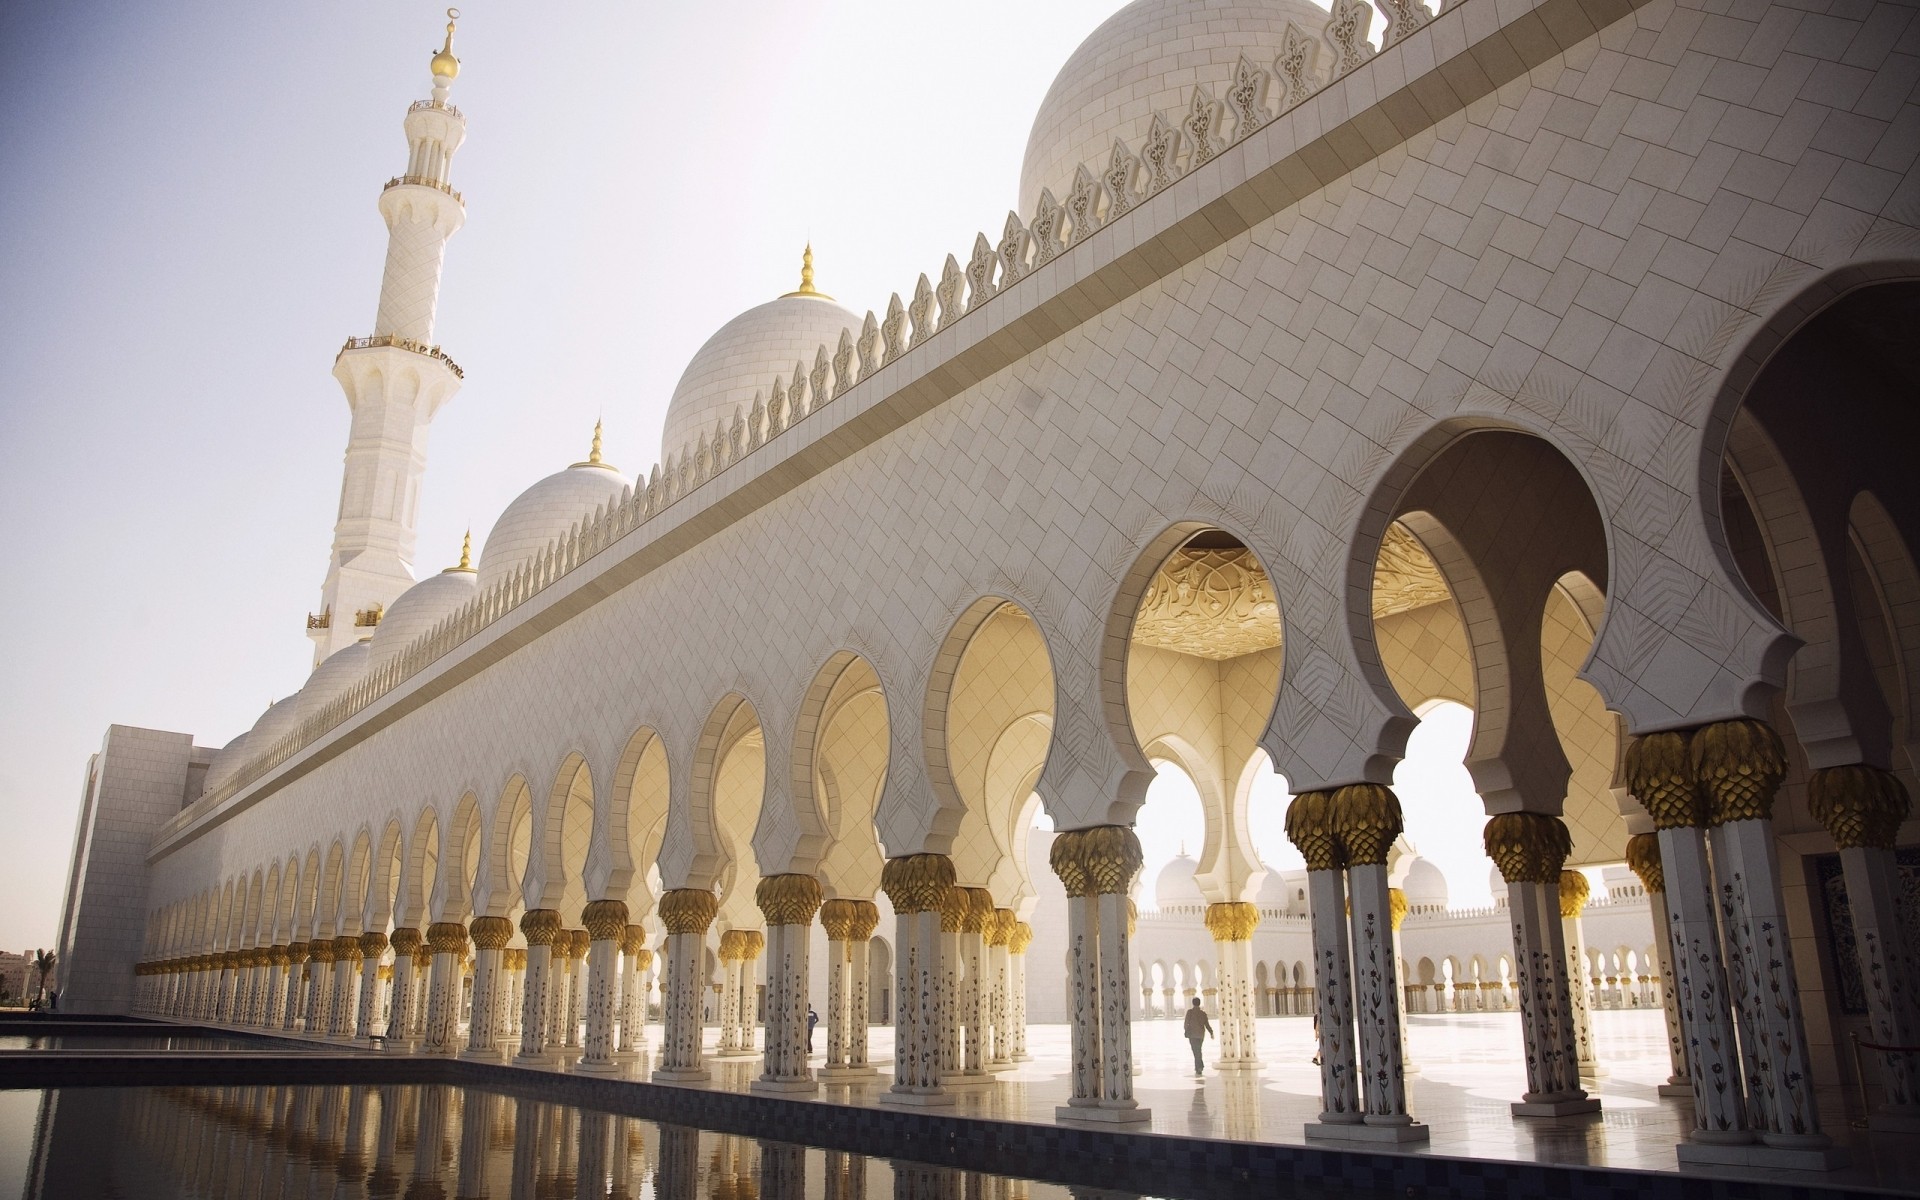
[18,1085,1123,1198]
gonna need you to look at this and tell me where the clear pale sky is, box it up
[0,0,1539,956]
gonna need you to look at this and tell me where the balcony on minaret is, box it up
[335,334,464,380]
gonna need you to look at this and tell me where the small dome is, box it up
[431,17,459,79]
[1489,865,1510,905]
[244,696,302,761]
[479,460,632,592]
[1154,852,1206,909]
[1019,0,1334,218]
[203,729,251,793]
[296,640,373,724]
[370,565,478,669]
[661,278,859,466]
[1402,856,1448,910]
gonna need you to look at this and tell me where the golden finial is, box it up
[782,243,832,300]
[431,9,461,79]
[444,528,475,573]
[573,420,616,471]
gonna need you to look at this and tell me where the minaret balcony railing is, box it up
[383,175,463,204]
[408,98,464,121]
[336,335,464,379]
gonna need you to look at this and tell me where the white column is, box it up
[716,935,745,1056]
[1557,872,1605,1079]
[1011,923,1031,1061]
[1306,866,1360,1126]
[385,931,420,1043]
[284,945,310,1031]
[356,933,388,1041]
[515,910,561,1065]
[1345,853,1422,1136]
[305,944,332,1035]
[988,908,1014,1069]
[616,926,650,1061]
[462,918,510,1059]
[563,932,588,1055]
[753,875,822,1094]
[420,923,467,1054]
[653,889,717,1083]
[880,854,954,1106]
[1207,902,1260,1070]
[1095,889,1146,1119]
[576,900,628,1075]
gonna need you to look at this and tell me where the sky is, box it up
[0,0,1542,955]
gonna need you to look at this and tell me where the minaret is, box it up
[310,11,469,665]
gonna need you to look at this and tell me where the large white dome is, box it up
[662,284,859,467]
[1153,852,1206,909]
[1403,855,1449,910]
[369,563,478,669]
[243,696,302,762]
[296,640,372,724]
[203,729,251,793]
[1019,0,1334,218]
[479,460,632,592]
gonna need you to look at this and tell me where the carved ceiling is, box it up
[1129,524,1451,661]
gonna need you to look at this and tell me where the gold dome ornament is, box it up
[431,9,461,79]
[781,244,833,300]
[445,529,475,574]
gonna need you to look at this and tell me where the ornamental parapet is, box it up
[336,333,464,379]
[383,174,464,204]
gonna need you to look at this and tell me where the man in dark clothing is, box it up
[807,1005,819,1053]
[1183,997,1212,1074]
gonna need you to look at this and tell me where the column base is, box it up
[714,1050,762,1061]
[986,1060,1018,1073]
[1578,1062,1610,1079]
[940,1072,996,1089]
[751,1077,819,1095]
[1401,1061,1421,1077]
[1511,1097,1602,1117]
[572,1058,625,1076]
[1657,1081,1693,1098]
[1214,1058,1263,1073]
[651,1067,711,1085]
[1306,1120,1430,1143]
[457,1046,505,1064]
[513,1051,558,1067]
[1677,1141,1846,1171]
[818,1065,882,1081]
[1056,1104,1151,1125]
[1013,1053,1033,1062]
[881,1089,954,1108]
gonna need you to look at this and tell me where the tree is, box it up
[32,949,54,1005]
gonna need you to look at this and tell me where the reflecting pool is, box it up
[2,1085,1167,1198]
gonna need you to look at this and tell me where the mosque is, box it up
[51,0,1920,1175]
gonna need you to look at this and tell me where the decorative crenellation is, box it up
[177,3,1457,822]
[880,853,956,914]
[755,874,824,927]
[1483,813,1572,884]
[659,888,718,935]
[1807,763,1911,850]
[1557,870,1591,919]
[581,899,629,941]
[1623,833,1664,894]
[1205,901,1259,942]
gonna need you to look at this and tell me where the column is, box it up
[987,908,1015,1070]
[1808,764,1920,1132]
[385,930,420,1044]
[515,909,562,1065]
[1389,890,1417,1076]
[505,949,524,1041]
[576,899,629,1074]
[616,928,650,1060]
[848,901,878,1072]
[820,899,858,1078]
[736,931,765,1054]
[563,929,590,1057]
[283,944,309,1031]
[1206,901,1260,1070]
[305,941,334,1035]
[1009,920,1033,1061]
[356,932,388,1041]
[1695,719,1835,1162]
[1050,824,1150,1124]
[716,931,745,1055]
[957,888,994,1082]
[409,941,432,1039]
[754,874,823,1094]
[1485,812,1598,1117]
[329,935,362,1039]
[1338,785,1424,1138]
[421,922,468,1054]
[936,887,965,1084]
[262,946,288,1028]
[1286,791,1362,1133]
[654,888,718,1082]
[1557,871,1604,1080]
[461,917,511,1059]
[880,852,955,1106]
[1626,729,1753,1147]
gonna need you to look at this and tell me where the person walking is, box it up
[1183,996,1213,1075]
[806,1005,819,1054]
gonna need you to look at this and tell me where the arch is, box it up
[603,725,671,907]
[244,869,266,947]
[438,791,485,923]
[525,752,594,915]
[403,806,440,928]
[367,816,405,933]
[342,826,374,935]
[257,864,280,947]
[680,693,763,894]
[275,856,299,942]
[776,650,885,883]
[316,839,346,937]
[480,776,534,919]
[1849,491,1920,770]
[296,846,321,939]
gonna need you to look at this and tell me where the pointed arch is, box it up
[404,805,441,928]
[604,725,670,910]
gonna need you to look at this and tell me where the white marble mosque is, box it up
[50,0,1920,1176]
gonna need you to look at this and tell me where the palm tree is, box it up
[32,949,55,1006]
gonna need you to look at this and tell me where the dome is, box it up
[370,561,478,669]
[203,729,251,793]
[1402,856,1448,910]
[295,640,373,724]
[1154,852,1206,909]
[1489,865,1510,905]
[244,696,302,762]
[478,456,632,592]
[1019,0,1335,218]
[661,265,859,466]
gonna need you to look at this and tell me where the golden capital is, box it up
[389,928,423,955]
[1009,920,1034,954]
[1204,901,1259,942]
[961,887,995,934]
[1483,812,1571,884]
[469,916,513,951]
[1285,790,1345,871]
[1624,833,1664,894]
[634,948,654,972]
[1050,825,1144,897]
[848,900,880,941]
[1624,729,1705,829]
[269,944,291,965]
[568,929,592,957]
[620,923,649,956]
[755,874,824,927]
[519,908,564,946]
[1557,869,1591,919]
[1808,764,1910,850]
[739,929,764,960]
[1388,888,1408,931]
[718,929,746,962]
[1691,718,1785,825]
[820,898,862,941]
[358,931,390,957]
[881,854,957,914]
[659,889,719,935]
[426,921,470,955]
[985,907,1016,947]
[308,941,335,965]
[582,899,630,941]
[332,934,363,961]
[412,942,433,965]
[286,941,310,962]
[1332,783,1403,866]
[939,884,969,933]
